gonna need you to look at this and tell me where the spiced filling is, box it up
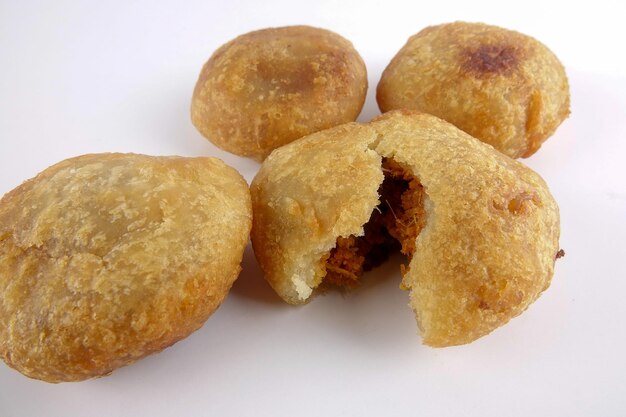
[323,158,426,288]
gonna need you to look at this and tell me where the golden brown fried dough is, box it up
[0,153,252,382]
[191,25,368,161]
[377,22,570,158]
[251,111,560,346]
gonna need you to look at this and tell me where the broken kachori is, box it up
[251,111,561,346]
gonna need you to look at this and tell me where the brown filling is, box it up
[324,159,426,288]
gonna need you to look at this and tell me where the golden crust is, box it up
[0,153,252,382]
[371,111,560,345]
[377,22,570,158]
[191,25,368,161]
[251,111,560,346]
[250,123,383,303]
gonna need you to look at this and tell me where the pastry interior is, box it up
[323,158,426,287]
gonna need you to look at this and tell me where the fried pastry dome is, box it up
[192,25,368,161]
[0,153,252,382]
[377,22,570,158]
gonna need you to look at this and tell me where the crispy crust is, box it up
[0,153,252,382]
[192,25,368,161]
[250,123,383,302]
[251,111,560,346]
[377,22,570,158]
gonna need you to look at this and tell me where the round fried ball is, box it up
[191,25,368,161]
[377,22,570,158]
[0,153,252,382]
[251,111,560,346]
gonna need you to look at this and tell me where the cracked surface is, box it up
[0,153,252,382]
[251,111,560,346]
[323,211,398,289]
[323,159,424,288]
[377,21,570,158]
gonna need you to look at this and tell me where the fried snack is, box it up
[377,22,570,158]
[191,25,368,161]
[251,111,560,346]
[0,153,252,382]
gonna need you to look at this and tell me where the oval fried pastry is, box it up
[377,22,570,158]
[251,111,561,346]
[0,153,252,382]
[191,25,368,161]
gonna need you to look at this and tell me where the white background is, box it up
[1,1,625,416]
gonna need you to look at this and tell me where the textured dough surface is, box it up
[251,111,560,346]
[0,153,252,382]
[377,21,570,158]
[192,25,368,161]
[251,123,383,302]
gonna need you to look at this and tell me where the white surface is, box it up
[1,1,625,416]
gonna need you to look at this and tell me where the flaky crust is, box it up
[0,153,252,382]
[377,22,570,158]
[251,123,383,302]
[251,111,560,346]
[192,25,368,161]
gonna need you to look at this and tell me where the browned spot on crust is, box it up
[522,90,544,157]
[555,249,565,260]
[461,44,521,77]
[256,60,315,94]
[476,281,524,314]
[506,192,541,215]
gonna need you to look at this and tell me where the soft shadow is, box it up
[229,243,284,305]
[88,251,418,389]
[311,252,419,349]
[143,81,260,182]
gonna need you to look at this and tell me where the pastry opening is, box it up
[323,158,427,288]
